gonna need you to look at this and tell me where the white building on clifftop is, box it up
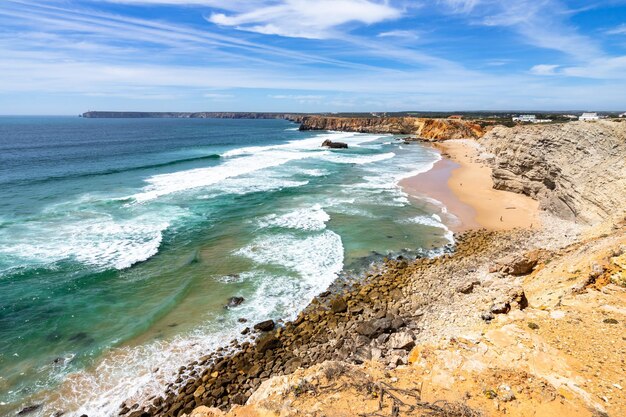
[512,114,552,123]
[512,114,536,122]
[579,112,599,121]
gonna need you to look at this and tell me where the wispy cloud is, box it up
[530,64,559,75]
[207,0,402,39]
[1,0,625,113]
[606,24,626,35]
[439,0,603,60]
[377,30,419,39]
[203,92,234,99]
[269,95,326,100]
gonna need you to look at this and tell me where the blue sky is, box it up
[1,0,626,114]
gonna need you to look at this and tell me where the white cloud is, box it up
[530,64,559,75]
[606,24,626,35]
[269,94,325,100]
[207,0,402,39]
[377,30,419,39]
[203,92,234,98]
[561,56,626,79]
[440,0,602,61]
[439,0,481,13]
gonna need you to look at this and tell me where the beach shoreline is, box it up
[109,121,626,417]
[400,139,539,231]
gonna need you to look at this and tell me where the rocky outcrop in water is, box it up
[481,120,626,224]
[321,139,348,149]
[299,116,485,140]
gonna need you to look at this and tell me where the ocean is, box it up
[0,117,451,416]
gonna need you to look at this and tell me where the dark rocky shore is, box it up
[118,229,535,417]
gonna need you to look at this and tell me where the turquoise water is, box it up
[0,117,449,416]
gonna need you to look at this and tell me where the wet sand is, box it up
[400,158,480,232]
[401,140,539,231]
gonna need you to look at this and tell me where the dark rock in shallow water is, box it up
[17,405,42,415]
[68,332,95,345]
[225,296,245,308]
[237,317,248,323]
[253,319,275,332]
[46,332,62,342]
[321,139,348,149]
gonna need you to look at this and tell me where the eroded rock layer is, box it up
[481,120,626,224]
[298,116,485,140]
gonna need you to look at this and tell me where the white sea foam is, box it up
[236,230,343,283]
[214,175,309,196]
[132,150,311,202]
[257,204,330,231]
[11,130,454,417]
[403,214,444,228]
[133,131,384,202]
[298,168,329,177]
[401,214,454,243]
[0,209,181,271]
[46,229,344,417]
[320,152,396,165]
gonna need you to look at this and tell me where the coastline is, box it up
[114,138,542,417]
[65,121,624,417]
[115,138,541,416]
[400,139,539,231]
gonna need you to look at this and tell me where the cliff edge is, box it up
[299,116,485,140]
[481,120,626,224]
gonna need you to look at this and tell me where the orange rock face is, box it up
[298,116,485,140]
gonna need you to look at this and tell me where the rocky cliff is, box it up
[481,120,626,224]
[299,116,485,140]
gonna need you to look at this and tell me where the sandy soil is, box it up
[401,140,539,231]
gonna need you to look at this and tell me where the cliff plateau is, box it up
[299,116,485,140]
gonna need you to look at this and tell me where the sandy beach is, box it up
[401,139,539,231]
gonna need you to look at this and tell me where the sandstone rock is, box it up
[387,351,407,368]
[481,121,626,223]
[481,312,495,322]
[189,406,225,417]
[355,318,392,338]
[387,331,416,350]
[491,252,539,275]
[490,302,511,314]
[257,335,281,353]
[254,320,275,332]
[193,385,205,397]
[457,280,480,294]
[300,116,485,140]
[330,298,348,313]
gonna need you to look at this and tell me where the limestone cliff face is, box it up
[299,116,485,140]
[481,120,626,224]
